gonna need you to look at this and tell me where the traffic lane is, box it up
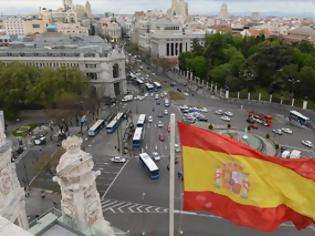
[106,211,313,236]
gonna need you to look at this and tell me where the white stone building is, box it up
[4,17,25,36]
[55,22,89,35]
[98,18,122,42]
[0,33,126,98]
[0,111,29,230]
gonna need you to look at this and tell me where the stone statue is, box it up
[54,136,114,236]
[0,111,6,146]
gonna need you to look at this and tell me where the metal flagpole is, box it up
[169,113,176,236]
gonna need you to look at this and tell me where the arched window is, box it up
[113,63,119,78]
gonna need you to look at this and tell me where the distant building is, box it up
[167,0,189,23]
[0,33,126,98]
[284,26,315,43]
[4,17,25,36]
[97,17,122,42]
[218,3,229,20]
[55,22,88,35]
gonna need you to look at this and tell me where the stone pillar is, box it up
[210,82,213,92]
[206,81,209,89]
[280,97,283,105]
[248,92,251,101]
[237,91,240,100]
[0,111,29,230]
[258,93,261,101]
[303,100,308,110]
[54,136,114,236]
[190,71,193,80]
[214,84,218,94]
[225,90,229,99]
[269,94,273,103]
[291,98,295,107]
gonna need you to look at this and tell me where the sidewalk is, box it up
[25,188,61,222]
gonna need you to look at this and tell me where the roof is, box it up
[0,216,33,236]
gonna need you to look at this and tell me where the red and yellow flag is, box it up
[178,122,315,232]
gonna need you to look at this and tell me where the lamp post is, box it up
[288,76,300,98]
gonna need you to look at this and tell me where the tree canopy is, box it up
[179,33,315,102]
[0,62,89,118]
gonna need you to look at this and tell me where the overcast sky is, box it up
[0,0,314,16]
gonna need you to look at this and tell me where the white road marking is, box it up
[101,160,129,200]
[102,200,119,208]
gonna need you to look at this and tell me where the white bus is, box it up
[137,114,146,127]
[153,81,161,90]
[132,127,143,148]
[289,110,310,126]
[106,112,124,134]
[145,83,155,92]
[139,153,160,179]
[88,119,105,137]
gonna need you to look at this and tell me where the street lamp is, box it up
[288,76,300,98]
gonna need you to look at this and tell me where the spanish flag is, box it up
[178,122,315,232]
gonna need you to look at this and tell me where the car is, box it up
[177,88,182,92]
[144,93,149,97]
[247,117,255,123]
[148,116,153,123]
[164,109,168,115]
[196,114,208,122]
[158,113,163,118]
[301,140,314,148]
[184,114,196,123]
[221,115,231,122]
[156,100,161,105]
[272,129,283,135]
[111,156,126,163]
[175,144,180,153]
[224,111,233,117]
[199,107,208,113]
[159,133,165,141]
[248,123,258,129]
[281,128,293,134]
[121,95,133,102]
[152,152,160,161]
[158,121,164,128]
[183,92,189,96]
[215,109,224,115]
[33,135,46,145]
[137,95,145,101]
[155,94,159,100]
[150,93,154,97]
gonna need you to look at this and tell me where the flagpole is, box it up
[169,113,175,236]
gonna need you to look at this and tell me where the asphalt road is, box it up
[99,61,315,235]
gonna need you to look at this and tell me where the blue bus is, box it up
[88,119,105,137]
[132,127,144,148]
[289,110,310,126]
[137,114,146,127]
[139,153,160,179]
[106,112,124,134]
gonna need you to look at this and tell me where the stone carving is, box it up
[0,111,6,146]
[0,167,12,196]
[54,136,114,235]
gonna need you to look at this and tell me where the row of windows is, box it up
[24,62,80,68]
[85,64,97,68]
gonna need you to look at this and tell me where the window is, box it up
[85,64,96,69]
[87,73,97,80]
[32,24,40,29]
[113,63,119,78]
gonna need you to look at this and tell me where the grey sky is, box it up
[0,0,314,16]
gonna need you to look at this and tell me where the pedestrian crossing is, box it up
[101,198,168,214]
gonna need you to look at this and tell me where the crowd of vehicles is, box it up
[180,105,209,123]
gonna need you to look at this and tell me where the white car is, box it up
[175,144,180,153]
[150,93,154,97]
[272,129,282,135]
[111,156,126,163]
[199,107,208,113]
[224,111,233,117]
[183,92,189,96]
[155,94,159,100]
[215,109,224,115]
[221,115,231,122]
[158,121,164,128]
[152,152,161,161]
[281,128,293,134]
[121,95,133,102]
[301,140,314,148]
[164,109,168,115]
[148,116,153,123]
[136,95,145,101]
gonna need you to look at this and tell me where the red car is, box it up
[248,123,258,129]
[159,133,165,141]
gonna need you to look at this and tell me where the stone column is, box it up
[214,83,218,94]
[54,136,114,236]
[303,99,308,110]
[210,82,213,92]
[280,97,283,105]
[291,98,295,107]
[258,93,261,102]
[269,94,273,103]
[237,91,240,100]
[248,92,251,101]
[206,81,209,89]
[225,90,229,99]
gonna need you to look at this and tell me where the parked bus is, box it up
[106,112,124,134]
[145,83,155,92]
[139,153,160,179]
[289,110,310,126]
[132,127,144,148]
[88,119,105,137]
[153,81,161,90]
[137,114,146,127]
